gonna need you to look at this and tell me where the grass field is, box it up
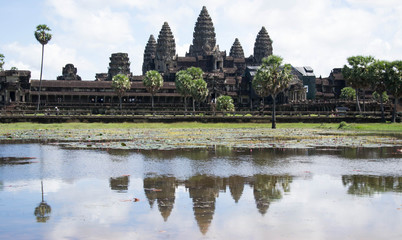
[0,122,401,132]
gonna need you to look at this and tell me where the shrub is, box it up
[216,95,235,112]
[338,121,348,129]
[340,87,356,101]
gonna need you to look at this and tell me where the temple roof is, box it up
[253,27,273,64]
[294,66,315,77]
[156,22,176,60]
[188,6,216,57]
[229,38,245,59]
[143,35,157,59]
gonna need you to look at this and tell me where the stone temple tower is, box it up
[142,35,157,75]
[107,52,131,81]
[155,22,176,73]
[188,6,217,57]
[229,38,245,59]
[253,26,273,65]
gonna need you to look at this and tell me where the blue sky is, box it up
[1,0,401,80]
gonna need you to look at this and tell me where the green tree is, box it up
[34,24,52,111]
[10,67,18,70]
[340,87,356,101]
[342,56,375,112]
[369,60,390,122]
[175,67,205,112]
[252,55,293,129]
[191,78,208,112]
[112,74,131,110]
[216,95,235,112]
[387,60,402,123]
[372,91,388,103]
[0,54,4,71]
[143,70,163,109]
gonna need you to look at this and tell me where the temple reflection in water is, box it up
[143,174,292,234]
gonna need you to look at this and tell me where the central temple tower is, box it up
[187,6,217,57]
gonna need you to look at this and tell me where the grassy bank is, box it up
[0,122,401,132]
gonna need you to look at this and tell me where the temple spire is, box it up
[155,22,176,72]
[188,6,216,57]
[142,34,157,75]
[229,38,245,59]
[253,26,273,64]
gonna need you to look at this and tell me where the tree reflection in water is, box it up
[142,173,293,235]
[342,175,402,196]
[251,175,292,215]
[34,181,51,223]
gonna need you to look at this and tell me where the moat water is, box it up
[1,144,401,240]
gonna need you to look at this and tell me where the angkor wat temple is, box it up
[1,6,348,111]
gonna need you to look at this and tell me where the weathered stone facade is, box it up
[107,53,131,81]
[57,64,82,81]
[253,27,273,65]
[229,38,245,59]
[142,35,157,75]
[0,70,30,105]
[188,6,217,57]
[155,22,176,73]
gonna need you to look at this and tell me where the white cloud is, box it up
[2,0,402,79]
[4,42,95,79]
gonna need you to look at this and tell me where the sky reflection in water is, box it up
[0,144,401,240]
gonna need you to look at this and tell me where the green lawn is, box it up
[0,122,401,132]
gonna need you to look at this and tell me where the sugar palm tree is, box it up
[112,74,131,111]
[34,181,52,223]
[191,78,208,112]
[252,55,293,129]
[143,70,163,110]
[34,24,52,111]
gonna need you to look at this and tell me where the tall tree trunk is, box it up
[392,97,398,123]
[119,96,122,111]
[380,93,385,123]
[151,94,154,110]
[41,180,44,202]
[184,97,187,112]
[192,98,195,112]
[272,94,277,129]
[355,88,361,112]
[362,89,366,112]
[37,44,44,111]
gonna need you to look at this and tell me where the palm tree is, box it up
[191,78,208,112]
[112,74,131,111]
[175,71,193,112]
[34,181,52,223]
[252,55,293,129]
[34,24,52,111]
[143,70,163,110]
[175,67,204,112]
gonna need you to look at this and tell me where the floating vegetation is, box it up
[0,128,401,151]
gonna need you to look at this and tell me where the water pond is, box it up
[0,144,401,240]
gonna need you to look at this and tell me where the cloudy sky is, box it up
[1,0,401,80]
